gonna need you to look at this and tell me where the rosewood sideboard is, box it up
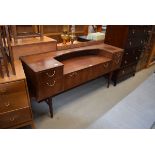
[21,43,124,117]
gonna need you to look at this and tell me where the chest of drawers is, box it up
[104,25,152,85]
[0,61,34,128]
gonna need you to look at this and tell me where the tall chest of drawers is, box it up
[104,25,151,85]
[0,61,34,128]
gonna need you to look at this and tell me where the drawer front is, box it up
[64,61,111,91]
[91,61,111,78]
[128,27,149,39]
[121,49,141,66]
[64,70,85,90]
[125,38,146,49]
[0,80,29,113]
[117,65,137,78]
[0,107,32,128]
[38,77,63,101]
[38,66,63,82]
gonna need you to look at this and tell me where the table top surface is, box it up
[21,43,124,73]
[0,60,25,84]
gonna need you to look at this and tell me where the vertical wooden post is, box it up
[4,26,16,75]
[11,25,18,43]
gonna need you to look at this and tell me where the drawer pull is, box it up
[69,72,78,77]
[126,52,128,55]
[0,89,6,94]
[115,59,120,64]
[5,102,10,107]
[46,80,56,87]
[136,57,138,60]
[129,41,132,46]
[104,63,109,68]
[10,117,15,122]
[125,60,127,64]
[69,73,75,77]
[74,72,78,76]
[122,70,125,74]
[46,70,55,77]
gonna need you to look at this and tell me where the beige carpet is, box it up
[89,73,155,128]
[31,65,155,128]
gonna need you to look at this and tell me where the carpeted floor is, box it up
[31,65,155,129]
[89,73,155,129]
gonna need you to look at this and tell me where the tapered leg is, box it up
[114,80,117,86]
[46,97,53,118]
[107,72,113,88]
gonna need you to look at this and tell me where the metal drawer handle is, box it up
[136,57,138,60]
[129,41,132,46]
[69,72,78,77]
[0,89,7,94]
[122,70,125,74]
[10,117,15,121]
[5,102,10,107]
[125,60,127,64]
[46,70,55,77]
[46,80,56,87]
[115,58,120,64]
[74,72,78,75]
[104,63,109,68]
[69,73,75,77]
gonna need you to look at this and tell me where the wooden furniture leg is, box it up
[107,72,113,88]
[46,97,53,118]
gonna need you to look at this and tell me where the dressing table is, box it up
[21,43,124,117]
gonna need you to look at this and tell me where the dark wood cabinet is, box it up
[104,25,152,85]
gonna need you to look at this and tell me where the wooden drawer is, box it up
[64,61,111,90]
[128,27,149,39]
[64,69,85,90]
[0,107,32,128]
[0,80,29,113]
[126,38,144,49]
[121,49,141,66]
[91,61,111,78]
[37,77,63,101]
[38,66,63,82]
[117,65,137,78]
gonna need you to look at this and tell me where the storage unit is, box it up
[104,25,151,85]
[21,43,124,117]
[0,61,34,128]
